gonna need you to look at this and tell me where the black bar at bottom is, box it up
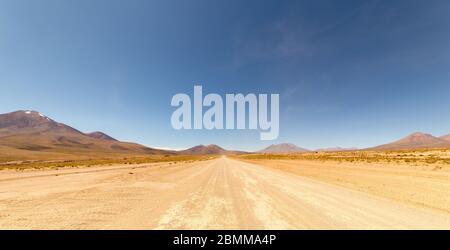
[0,230,448,249]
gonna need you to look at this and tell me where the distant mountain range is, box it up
[257,143,359,153]
[179,144,246,155]
[258,143,309,153]
[0,110,246,161]
[0,110,168,161]
[255,132,450,153]
[368,132,450,150]
[1,110,450,161]
[315,147,359,152]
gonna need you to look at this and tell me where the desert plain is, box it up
[1,149,450,229]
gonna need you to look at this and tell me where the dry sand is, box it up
[1,157,450,229]
[243,159,450,214]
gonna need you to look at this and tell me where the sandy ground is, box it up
[1,157,450,229]
[243,159,450,214]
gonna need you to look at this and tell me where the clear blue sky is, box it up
[1,0,450,151]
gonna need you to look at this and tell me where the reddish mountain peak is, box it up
[1,110,53,124]
[396,132,438,143]
[409,132,432,137]
[1,110,59,134]
[370,132,450,150]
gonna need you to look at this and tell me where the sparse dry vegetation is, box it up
[0,155,217,171]
[237,148,450,168]
[234,149,450,214]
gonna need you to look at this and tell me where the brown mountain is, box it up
[370,132,450,150]
[440,134,450,141]
[179,144,244,155]
[0,110,167,160]
[0,110,81,137]
[258,143,309,153]
[86,131,117,141]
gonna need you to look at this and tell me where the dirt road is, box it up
[1,157,449,229]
